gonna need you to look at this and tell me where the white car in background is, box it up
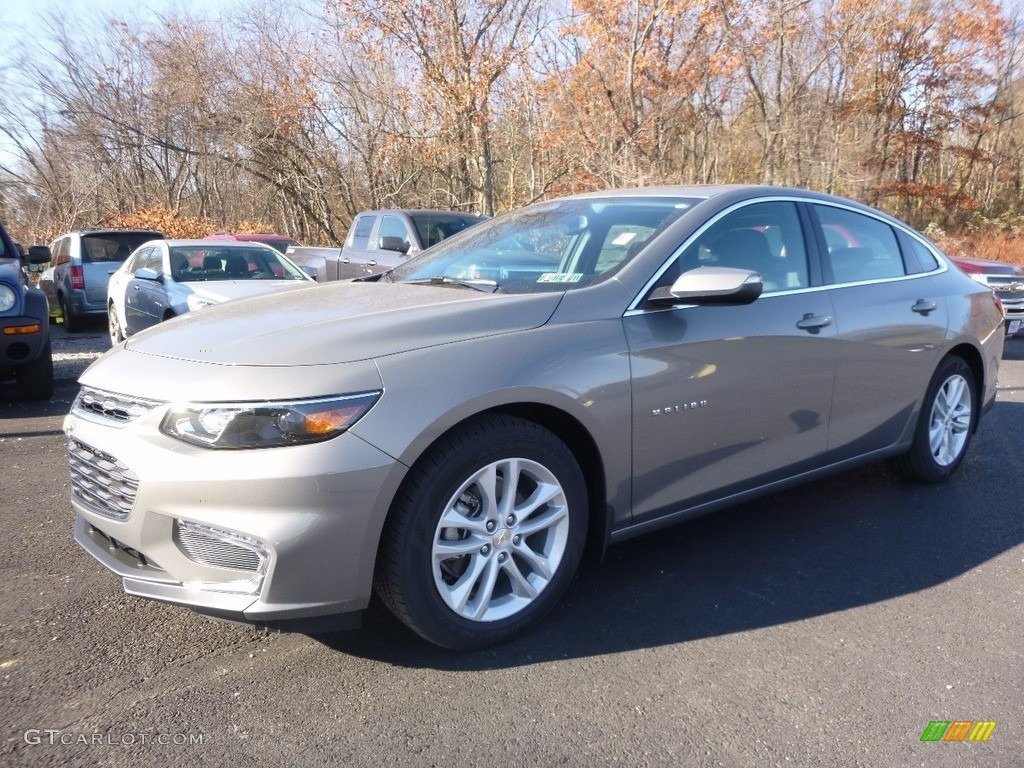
[107,240,316,346]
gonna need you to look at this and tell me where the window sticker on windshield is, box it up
[611,232,638,246]
[538,273,583,284]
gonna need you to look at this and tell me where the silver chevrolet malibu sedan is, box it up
[64,186,1005,649]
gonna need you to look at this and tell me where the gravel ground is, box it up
[50,319,108,385]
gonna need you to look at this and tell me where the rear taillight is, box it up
[992,292,1005,318]
[70,265,85,290]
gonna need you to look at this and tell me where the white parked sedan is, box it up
[106,240,316,346]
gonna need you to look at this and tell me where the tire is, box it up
[375,414,588,649]
[108,302,125,346]
[59,295,79,333]
[15,339,54,401]
[895,356,976,483]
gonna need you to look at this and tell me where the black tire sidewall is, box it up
[380,416,588,649]
[60,295,79,333]
[15,339,54,400]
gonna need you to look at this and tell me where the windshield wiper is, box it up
[402,276,499,293]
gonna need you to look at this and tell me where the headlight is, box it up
[160,392,381,449]
[186,294,217,311]
[0,283,17,312]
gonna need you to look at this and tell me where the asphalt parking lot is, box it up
[1,321,1022,767]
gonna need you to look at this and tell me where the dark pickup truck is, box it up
[0,223,53,399]
[286,209,487,281]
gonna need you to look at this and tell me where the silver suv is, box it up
[45,229,164,332]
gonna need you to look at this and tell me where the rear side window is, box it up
[815,206,905,283]
[53,238,71,266]
[900,234,941,274]
[346,215,376,250]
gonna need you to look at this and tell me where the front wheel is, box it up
[15,340,54,400]
[108,303,125,346]
[895,356,976,482]
[375,415,588,649]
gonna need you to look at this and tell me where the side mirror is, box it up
[27,245,52,266]
[300,266,318,280]
[134,267,162,282]
[647,266,763,307]
[379,236,410,254]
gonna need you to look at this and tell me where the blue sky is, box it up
[4,0,241,41]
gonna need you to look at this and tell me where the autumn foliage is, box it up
[0,0,1022,256]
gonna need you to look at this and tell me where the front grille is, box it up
[68,439,139,520]
[72,387,163,425]
[173,521,264,572]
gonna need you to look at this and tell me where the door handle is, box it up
[341,258,350,263]
[367,260,377,267]
[796,313,833,334]
[912,299,938,315]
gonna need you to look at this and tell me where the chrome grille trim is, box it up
[72,386,163,425]
[68,439,139,520]
[173,521,265,572]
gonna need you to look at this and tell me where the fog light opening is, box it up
[173,520,270,595]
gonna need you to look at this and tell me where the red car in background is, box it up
[952,257,1024,338]
[204,232,301,254]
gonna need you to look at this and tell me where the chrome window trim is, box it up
[625,195,949,315]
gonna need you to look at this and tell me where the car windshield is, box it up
[168,246,307,282]
[388,197,697,293]
[82,232,161,264]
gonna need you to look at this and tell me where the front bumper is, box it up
[0,315,47,367]
[65,404,405,626]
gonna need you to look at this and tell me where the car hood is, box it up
[185,280,313,303]
[123,282,562,366]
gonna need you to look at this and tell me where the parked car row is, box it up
[286,209,488,282]
[106,240,316,346]
[63,185,1006,649]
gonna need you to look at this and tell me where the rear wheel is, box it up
[895,356,976,482]
[59,295,79,333]
[375,415,588,649]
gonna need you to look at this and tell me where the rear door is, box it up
[339,213,379,278]
[808,203,948,459]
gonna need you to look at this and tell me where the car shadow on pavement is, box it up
[318,401,1024,668]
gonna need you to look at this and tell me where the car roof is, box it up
[154,239,281,248]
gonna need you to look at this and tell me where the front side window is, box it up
[815,206,905,283]
[654,201,809,294]
[377,216,410,250]
[141,249,164,274]
[126,247,153,274]
[167,246,306,282]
